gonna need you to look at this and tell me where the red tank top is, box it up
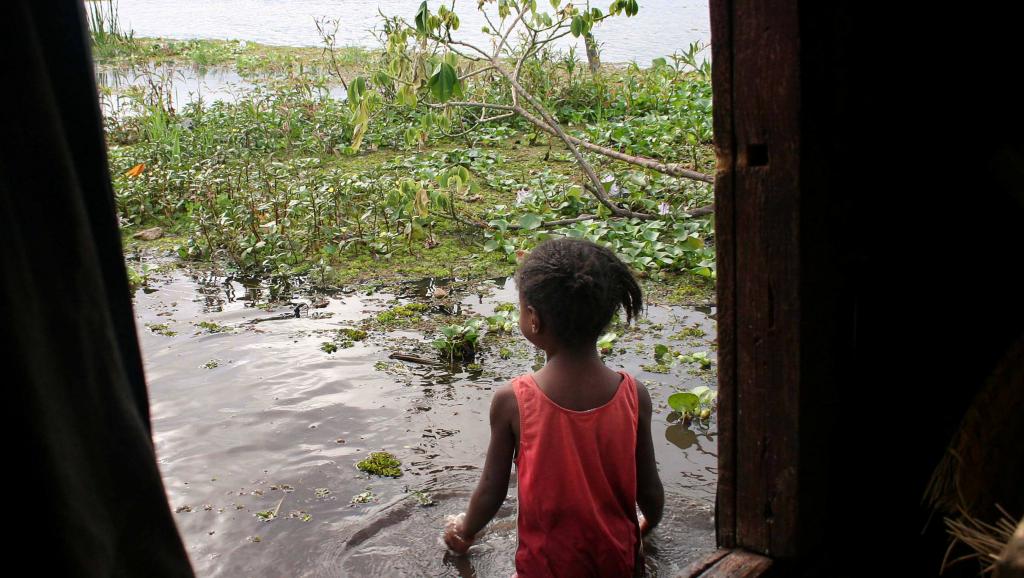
[512,371,640,577]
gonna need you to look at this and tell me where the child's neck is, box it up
[533,347,622,410]
[542,345,604,368]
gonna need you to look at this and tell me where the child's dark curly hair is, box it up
[515,238,643,348]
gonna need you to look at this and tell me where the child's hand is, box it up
[443,513,474,555]
[639,514,654,537]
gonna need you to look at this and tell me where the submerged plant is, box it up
[356,451,403,477]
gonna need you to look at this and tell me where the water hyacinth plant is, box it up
[668,385,718,424]
[432,319,484,363]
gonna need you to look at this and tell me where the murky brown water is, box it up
[134,261,717,577]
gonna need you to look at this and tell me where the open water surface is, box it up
[133,259,718,576]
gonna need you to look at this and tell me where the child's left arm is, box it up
[636,383,664,536]
[444,385,518,554]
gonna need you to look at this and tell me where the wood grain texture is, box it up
[710,0,802,559]
[676,548,731,578]
[708,0,736,551]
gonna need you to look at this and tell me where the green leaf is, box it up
[347,76,366,104]
[397,84,417,107]
[415,2,429,35]
[678,235,703,251]
[570,15,583,37]
[483,239,500,252]
[668,392,700,414]
[654,344,669,360]
[690,385,711,398]
[518,213,543,230]
[428,62,461,102]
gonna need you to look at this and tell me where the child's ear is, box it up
[527,305,542,334]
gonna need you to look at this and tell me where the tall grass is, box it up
[86,0,135,58]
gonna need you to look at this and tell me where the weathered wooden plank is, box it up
[701,549,774,578]
[710,0,803,559]
[708,0,737,551]
[676,548,731,578]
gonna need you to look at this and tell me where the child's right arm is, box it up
[444,385,518,553]
[636,383,664,535]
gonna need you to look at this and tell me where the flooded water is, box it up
[134,259,717,576]
[110,0,710,65]
[95,64,347,114]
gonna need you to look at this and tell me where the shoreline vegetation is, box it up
[94,3,717,307]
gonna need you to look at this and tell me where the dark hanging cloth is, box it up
[0,2,193,575]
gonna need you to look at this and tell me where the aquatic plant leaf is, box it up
[518,213,543,230]
[654,344,670,361]
[668,392,699,414]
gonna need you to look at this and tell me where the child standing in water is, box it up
[443,238,664,577]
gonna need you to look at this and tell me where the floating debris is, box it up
[146,323,177,337]
[349,490,378,505]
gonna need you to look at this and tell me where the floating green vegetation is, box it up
[640,361,672,374]
[320,342,339,354]
[338,327,368,341]
[493,303,516,313]
[288,511,313,522]
[678,350,713,370]
[314,488,331,499]
[597,332,619,355]
[145,323,176,336]
[195,321,230,333]
[254,510,276,522]
[672,326,707,340]
[356,452,402,477]
[486,309,517,333]
[409,489,435,507]
[375,303,430,324]
[499,347,513,360]
[350,489,378,505]
[642,344,714,374]
[202,359,220,369]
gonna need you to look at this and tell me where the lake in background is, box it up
[109,0,711,65]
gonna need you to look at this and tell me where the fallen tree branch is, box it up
[512,105,713,183]
[427,99,712,183]
[388,352,441,366]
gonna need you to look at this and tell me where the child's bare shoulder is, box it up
[490,383,519,423]
[635,381,653,417]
